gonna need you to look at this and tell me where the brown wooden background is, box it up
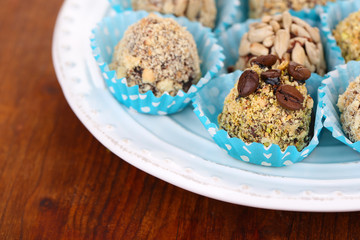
[1,0,360,239]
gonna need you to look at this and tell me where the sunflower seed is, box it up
[273,14,282,21]
[305,25,321,43]
[248,26,274,42]
[250,42,269,56]
[305,41,320,65]
[263,35,275,47]
[274,29,290,58]
[282,11,292,31]
[261,15,272,23]
[304,57,314,73]
[249,22,268,29]
[292,43,306,66]
[291,24,311,38]
[283,53,291,62]
[290,37,307,46]
[317,42,326,70]
[239,33,251,56]
[292,16,308,28]
[270,20,280,32]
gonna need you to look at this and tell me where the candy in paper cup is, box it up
[107,0,243,34]
[247,1,334,20]
[218,11,328,76]
[319,61,360,151]
[320,0,360,70]
[90,11,224,115]
[192,71,324,167]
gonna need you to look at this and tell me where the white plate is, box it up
[53,0,360,212]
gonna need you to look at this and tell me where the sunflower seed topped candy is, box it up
[132,0,217,28]
[249,0,335,19]
[235,12,326,76]
[218,55,314,151]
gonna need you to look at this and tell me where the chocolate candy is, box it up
[237,70,259,97]
[276,85,304,110]
[288,61,311,81]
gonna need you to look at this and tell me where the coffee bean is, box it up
[237,70,259,97]
[251,54,278,68]
[276,85,304,110]
[287,61,311,81]
[261,69,281,85]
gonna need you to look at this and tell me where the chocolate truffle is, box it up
[219,55,314,151]
[109,14,201,97]
[337,76,360,142]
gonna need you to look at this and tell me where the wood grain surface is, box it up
[1,0,360,239]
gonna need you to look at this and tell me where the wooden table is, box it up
[1,0,360,239]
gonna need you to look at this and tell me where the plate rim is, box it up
[52,0,360,212]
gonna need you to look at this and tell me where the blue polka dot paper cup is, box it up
[218,11,328,75]
[192,71,324,167]
[90,11,224,115]
[320,0,360,70]
[107,0,243,34]
[319,61,360,151]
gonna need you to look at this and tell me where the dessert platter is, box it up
[53,0,360,211]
